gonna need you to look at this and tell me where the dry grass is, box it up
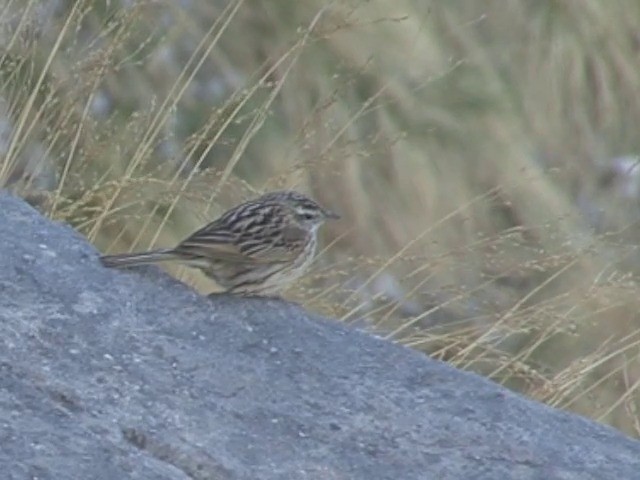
[2,0,640,437]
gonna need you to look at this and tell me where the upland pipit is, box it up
[100,190,339,296]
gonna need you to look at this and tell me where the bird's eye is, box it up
[301,212,315,220]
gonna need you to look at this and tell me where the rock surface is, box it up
[1,191,640,480]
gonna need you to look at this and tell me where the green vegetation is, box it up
[2,0,640,437]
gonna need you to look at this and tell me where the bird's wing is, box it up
[236,223,309,262]
[174,214,308,264]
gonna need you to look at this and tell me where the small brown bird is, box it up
[100,190,339,296]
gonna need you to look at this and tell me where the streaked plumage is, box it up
[100,190,339,296]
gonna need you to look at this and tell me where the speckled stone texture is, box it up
[1,191,640,480]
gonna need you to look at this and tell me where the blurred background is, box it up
[2,0,640,437]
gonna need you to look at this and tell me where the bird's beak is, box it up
[324,209,341,220]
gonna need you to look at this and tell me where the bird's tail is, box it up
[100,248,181,269]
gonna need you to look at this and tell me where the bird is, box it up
[99,190,340,296]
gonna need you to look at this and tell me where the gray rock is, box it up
[1,191,639,480]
